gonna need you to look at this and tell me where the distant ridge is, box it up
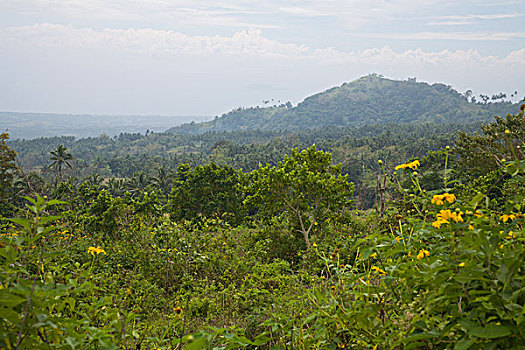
[0,112,211,139]
[168,75,518,134]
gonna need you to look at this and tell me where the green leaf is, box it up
[469,324,512,339]
[6,217,30,229]
[0,291,26,307]
[454,338,475,350]
[66,336,80,349]
[252,335,270,346]
[470,192,485,207]
[46,199,67,206]
[183,337,206,350]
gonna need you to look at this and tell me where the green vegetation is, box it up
[8,122,476,210]
[1,102,524,348]
[170,75,519,134]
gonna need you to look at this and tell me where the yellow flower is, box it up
[474,210,483,218]
[500,214,516,223]
[371,266,386,275]
[432,219,446,228]
[437,209,454,221]
[444,193,456,204]
[87,246,106,256]
[468,225,474,230]
[458,262,465,267]
[505,231,516,239]
[431,193,456,205]
[431,195,445,205]
[395,159,420,171]
[173,306,183,317]
[416,249,430,260]
[435,210,463,225]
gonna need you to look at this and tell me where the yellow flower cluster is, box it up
[394,160,420,171]
[57,229,74,240]
[432,210,463,228]
[87,246,106,256]
[0,232,19,238]
[431,193,456,205]
[502,231,516,239]
[416,249,430,260]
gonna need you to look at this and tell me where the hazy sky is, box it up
[1,0,524,116]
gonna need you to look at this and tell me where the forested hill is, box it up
[168,75,518,134]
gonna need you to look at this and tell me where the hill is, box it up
[169,75,518,134]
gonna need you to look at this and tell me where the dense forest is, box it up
[0,100,524,349]
[9,122,479,210]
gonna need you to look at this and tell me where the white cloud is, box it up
[428,21,476,26]
[355,31,525,41]
[2,23,525,67]
[439,13,523,20]
[428,13,524,26]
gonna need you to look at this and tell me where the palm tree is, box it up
[106,178,126,197]
[125,172,150,198]
[87,173,104,190]
[151,166,173,196]
[49,145,73,182]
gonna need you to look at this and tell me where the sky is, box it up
[0,0,524,116]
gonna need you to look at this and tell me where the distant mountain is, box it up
[168,75,519,134]
[0,112,212,139]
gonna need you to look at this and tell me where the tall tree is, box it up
[246,145,354,248]
[168,163,245,224]
[455,106,525,178]
[0,132,20,202]
[49,145,73,182]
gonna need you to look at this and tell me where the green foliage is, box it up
[0,195,135,349]
[1,107,524,349]
[455,107,525,178]
[0,132,19,203]
[168,163,246,225]
[247,145,354,248]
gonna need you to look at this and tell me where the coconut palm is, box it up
[107,178,126,197]
[49,145,73,182]
[125,171,150,198]
[151,166,173,196]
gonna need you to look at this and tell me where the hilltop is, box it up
[169,75,517,134]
